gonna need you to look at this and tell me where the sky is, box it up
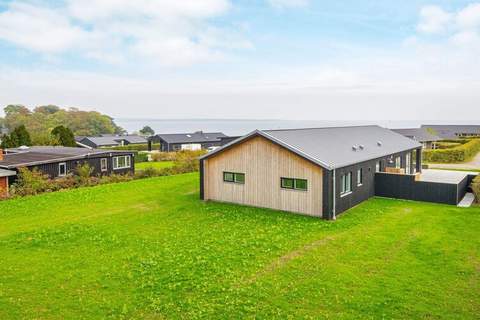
[0,0,480,121]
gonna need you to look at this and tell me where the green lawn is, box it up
[0,173,479,319]
[135,161,174,170]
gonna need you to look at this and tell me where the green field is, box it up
[135,161,174,170]
[0,173,479,319]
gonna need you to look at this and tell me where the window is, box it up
[223,172,245,184]
[375,161,380,172]
[101,158,108,172]
[357,168,363,186]
[58,162,67,177]
[281,177,308,191]
[395,156,401,169]
[340,172,352,196]
[113,155,131,170]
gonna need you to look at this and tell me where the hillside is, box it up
[0,173,479,319]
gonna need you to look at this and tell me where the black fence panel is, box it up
[374,173,465,205]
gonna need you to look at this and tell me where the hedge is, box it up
[423,138,480,163]
[472,175,480,203]
[102,144,160,151]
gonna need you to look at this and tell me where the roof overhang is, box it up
[0,168,16,177]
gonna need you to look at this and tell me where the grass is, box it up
[135,161,174,170]
[0,173,479,319]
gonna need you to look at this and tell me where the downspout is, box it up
[332,169,336,220]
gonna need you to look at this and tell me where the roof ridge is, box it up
[262,125,380,132]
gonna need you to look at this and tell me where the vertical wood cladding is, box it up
[203,136,323,217]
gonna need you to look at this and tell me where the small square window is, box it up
[295,179,308,191]
[281,178,294,189]
[234,173,245,184]
[223,172,234,182]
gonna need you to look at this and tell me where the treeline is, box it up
[0,104,124,146]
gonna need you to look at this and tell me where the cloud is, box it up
[456,3,480,29]
[266,0,309,9]
[415,3,480,50]
[417,5,451,34]
[0,0,249,66]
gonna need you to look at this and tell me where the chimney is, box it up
[0,149,3,161]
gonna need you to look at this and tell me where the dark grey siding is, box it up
[199,159,205,200]
[375,173,463,205]
[10,153,135,181]
[323,148,419,218]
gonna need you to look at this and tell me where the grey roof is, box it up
[0,146,132,169]
[201,125,421,170]
[391,128,441,142]
[153,132,227,144]
[0,168,16,177]
[421,125,480,139]
[79,135,147,146]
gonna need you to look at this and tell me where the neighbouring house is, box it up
[200,125,423,219]
[76,134,148,149]
[148,131,228,152]
[0,150,15,197]
[421,125,480,139]
[0,146,135,184]
[391,128,442,149]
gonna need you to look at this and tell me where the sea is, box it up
[115,119,480,136]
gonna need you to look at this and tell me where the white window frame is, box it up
[58,162,67,177]
[340,172,352,196]
[113,155,131,170]
[100,158,108,172]
[357,168,363,186]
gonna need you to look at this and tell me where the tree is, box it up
[4,105,30,116]
[14,125,32,146]
[34,105,60,115]
[139,125,155,136]
[0,125,31,148]
[51,125,76,147]
[1,104,125,145]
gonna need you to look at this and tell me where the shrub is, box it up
[423,139,480,163]
[472,176,480,203]
[11,168,51,196]
[106,144,160,151]
[435,142,461,149]
[76,163,93,185]
[172,150,207,173]
[135,152,149,163]
[151,152,176,162]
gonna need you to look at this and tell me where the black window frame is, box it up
[281,177,308,191]
[223,171,245,184]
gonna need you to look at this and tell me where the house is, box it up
[200,126,422,219]
[0,146,135,184]
[148,131,228,152]
[421,125,480,140]
[0,150,15,197]
[391,128,441,149]
[76,134,148,149]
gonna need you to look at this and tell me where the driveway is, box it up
[428,151,480,171]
